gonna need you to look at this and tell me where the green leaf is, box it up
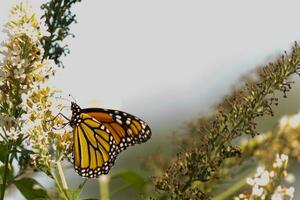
[111,171,147,193]
[65,179,87,200]
[14,178,50,200]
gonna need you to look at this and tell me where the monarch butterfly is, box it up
[68,102,151,178]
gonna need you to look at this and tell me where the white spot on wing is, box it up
[116,115,122,119]
[116,118,122,124]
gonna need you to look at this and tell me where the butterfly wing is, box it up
[73,108,151,178]
[81,108,151,147]
[73,113,118,178]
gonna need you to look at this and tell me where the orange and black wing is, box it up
[73,113,118,178]
[81,108,151,147]
[73,108,151,178]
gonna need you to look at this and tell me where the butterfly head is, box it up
[70,102,81,127]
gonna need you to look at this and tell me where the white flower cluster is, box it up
[244,154,294,200]
[246,167,271,198]
[271,186,295,200]
[0,2,54,143]
[4,2,42,42]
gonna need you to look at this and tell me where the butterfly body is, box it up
[69,102,151,178]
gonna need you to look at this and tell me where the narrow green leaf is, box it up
[65,179,87,200]
[112,171,147,193]
[14,178,50,200]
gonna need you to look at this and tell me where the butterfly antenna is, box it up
[55,95,72,103]
[69,94,77,103]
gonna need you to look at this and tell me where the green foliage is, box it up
[111,170,148,194]
[64,180,87,200]
[153,43,300,199]
[14,178,50,200]
[40,0,82,68]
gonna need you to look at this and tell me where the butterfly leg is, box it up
[47,111,70,123]
[46,108,71,130]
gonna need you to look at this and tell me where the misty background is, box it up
[1,0,300,199]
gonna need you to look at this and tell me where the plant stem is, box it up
[52,160,69,200]
[99,175,110,200]
[0,147,10,200]
[212,178,246,200]
[57,161,68,190]
[212,170,256,200]
[51,172,69,200]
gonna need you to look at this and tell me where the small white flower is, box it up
[271,186,294,200]
[256,170,270,186]
[286,187,295,198]
[9,132,18,141]
[246,177,255,186]
[272,186,283,200]
[13,68,26,80]
[271,193,282,200]
[252,184,263,196]
[6,128,20,141]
